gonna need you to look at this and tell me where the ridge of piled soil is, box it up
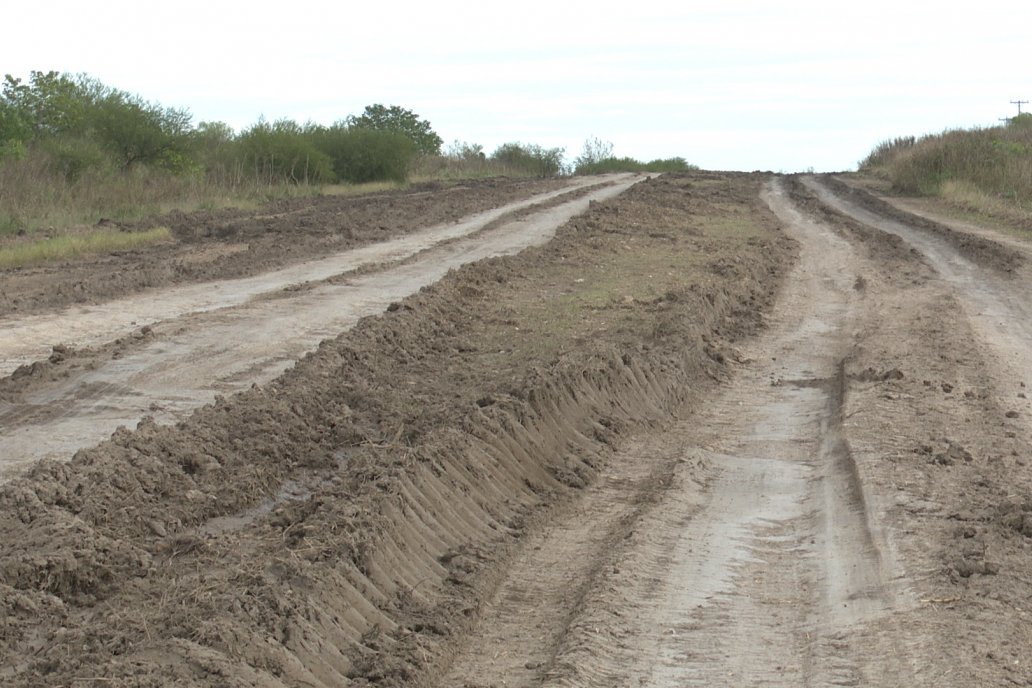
[0,172,795,686]
[0,177,568,316]
[820,175,1024,274]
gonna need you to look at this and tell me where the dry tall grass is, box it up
[409,154,543,181]
[860,117,1032,209]
[0,152,321,237]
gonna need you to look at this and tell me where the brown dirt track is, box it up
[3,171,1032,686]
[0,177,568,316]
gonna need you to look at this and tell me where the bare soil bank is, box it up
[0,173,795,685]
[0,177,569,316]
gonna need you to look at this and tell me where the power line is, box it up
[1011,99,1029,115]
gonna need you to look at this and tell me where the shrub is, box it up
[576,155,698,175]
[573,137,614,170]
[314,125,415,183]
[490,142,565,177]
[39,136,112,181]
[236,118,334,184]
[860,124,1032,204]
[92,92,193,171]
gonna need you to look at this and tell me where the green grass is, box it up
[0,227,172,269]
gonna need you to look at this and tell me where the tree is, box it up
[92,91,193,170]
[1,71,103,138]
[574,136,614,169]
[346,104,442,155]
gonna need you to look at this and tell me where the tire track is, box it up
[0,176,641,479]
[432,179,927,687]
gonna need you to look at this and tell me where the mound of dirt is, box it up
[0,172,794,686]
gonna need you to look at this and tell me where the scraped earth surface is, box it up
[0,176,573,317]
[0,174,637,477]
[2,170,1032,686]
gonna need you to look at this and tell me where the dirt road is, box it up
[3,171,1032,686]
[0,174,638,478]
[439,179,924,686]
[434,177,1032,686]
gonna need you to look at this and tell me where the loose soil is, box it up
[0,175,637,477]
[3,169,1032,686]
[0,177,570,316]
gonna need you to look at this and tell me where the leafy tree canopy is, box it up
[346,104,442,155]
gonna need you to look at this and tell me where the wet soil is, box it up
[4,170,1032,686]
[0,177,569,316]
[0,176,637,477]
[0,172,795,685]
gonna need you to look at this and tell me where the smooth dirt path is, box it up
[0,175,640,478]
[438,179,925,687]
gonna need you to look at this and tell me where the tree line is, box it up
[0,71,580,185]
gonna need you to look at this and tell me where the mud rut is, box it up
[0,175,639,479]
[434,175,1032,687]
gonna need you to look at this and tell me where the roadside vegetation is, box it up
[0,226,171,269]
[573,137,699,175]
[859,115,1032,222]
[0,71,696,267]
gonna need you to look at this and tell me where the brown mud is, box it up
[5,169,1032,686]
[800,175,1032,685]
[0,176,639,476]
[0,172,795,685]
[0,177,569,316]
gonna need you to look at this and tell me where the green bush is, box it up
[236,119,334,184]
[643,157,698,172]
[39,136,112,181]
[575,155,698,175]
[316,125,415,183]
[346,104,442,156]
[92,92,193,171]
[490,142,564,177]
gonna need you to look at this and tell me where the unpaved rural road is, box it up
[0,174,640,478]
[438,177,1032,686]
[3,172,1032,686]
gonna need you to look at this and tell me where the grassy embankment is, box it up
[859,114,1032,231]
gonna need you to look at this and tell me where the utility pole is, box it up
[1011,100,1029,115]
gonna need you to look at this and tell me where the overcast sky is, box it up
[4,1,1029,172]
